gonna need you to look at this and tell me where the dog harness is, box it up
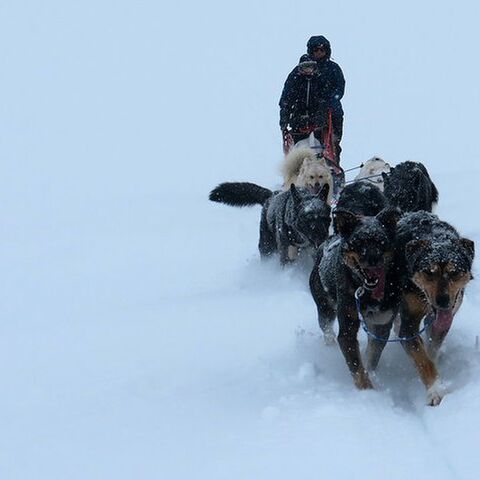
[354,287,434,343]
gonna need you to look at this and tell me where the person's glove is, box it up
[298,60,317,76]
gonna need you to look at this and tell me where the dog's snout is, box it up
[435,294,450,309]
[364,251,382,267]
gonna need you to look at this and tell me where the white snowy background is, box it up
[1,1,480,478]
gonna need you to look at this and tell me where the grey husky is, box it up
[209,182,331,265]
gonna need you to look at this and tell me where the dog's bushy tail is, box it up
[209,182,273,207]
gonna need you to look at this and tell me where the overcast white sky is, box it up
[2,0,480,200]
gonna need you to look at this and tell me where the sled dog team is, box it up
[209,152,475,406]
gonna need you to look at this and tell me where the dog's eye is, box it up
[310,175,314,179]
[447,271,462,281]
[423,269,436,279]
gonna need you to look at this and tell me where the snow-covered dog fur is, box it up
[395,211,474,405]
[309,205,401,387]
[281,147,334,204]
[383,161,438,213]
[355,156,391,192]
[209,182,331,265]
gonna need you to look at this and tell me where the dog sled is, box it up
[283,110,345,198]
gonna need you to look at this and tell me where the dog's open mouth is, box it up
[431,291,461,333]
[309,184,323,195]
[433,308,454,333]
[359,265,385,300]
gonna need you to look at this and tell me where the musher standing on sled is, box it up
[279,35,345,164]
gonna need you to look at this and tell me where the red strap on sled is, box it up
[323,109,335,162]
[323,109,343,175]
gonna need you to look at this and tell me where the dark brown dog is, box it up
[395,211,474,405]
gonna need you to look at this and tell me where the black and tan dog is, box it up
[383,161,439,212]
[395,211,474,405]
[310,182,401,388]
[209,182,331,265]
[335,181,386,217]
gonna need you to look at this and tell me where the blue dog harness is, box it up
[354,287,433,343]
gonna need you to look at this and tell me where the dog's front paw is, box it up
[323,328,336,346]
[427,392,443,406]
[354,371,374,390]
[323,333,336,346]
[287,245,299,261]
[426,380,445,406]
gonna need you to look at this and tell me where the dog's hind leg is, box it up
[365,321,393,371]
[309,261,336,345]
[258,208,276,258]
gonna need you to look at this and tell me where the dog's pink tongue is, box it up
[433,309,454,333]
[368,267,385,300]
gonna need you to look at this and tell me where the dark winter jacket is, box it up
[279,55,345,131]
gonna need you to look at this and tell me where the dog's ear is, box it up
[376,207,402,237]
[405,239,431,262]
[334,210,359,237]
[317,183,330,202]
[459,237,475,261]
[316,156,328,167]
[290,183,302,205]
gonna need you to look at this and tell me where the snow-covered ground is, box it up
[1,1,480,479]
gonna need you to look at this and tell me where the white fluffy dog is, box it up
[281,147,334,204]
[355,156,391,191]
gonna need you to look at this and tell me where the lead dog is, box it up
[395,211,474,405]
[310,182,401,388]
